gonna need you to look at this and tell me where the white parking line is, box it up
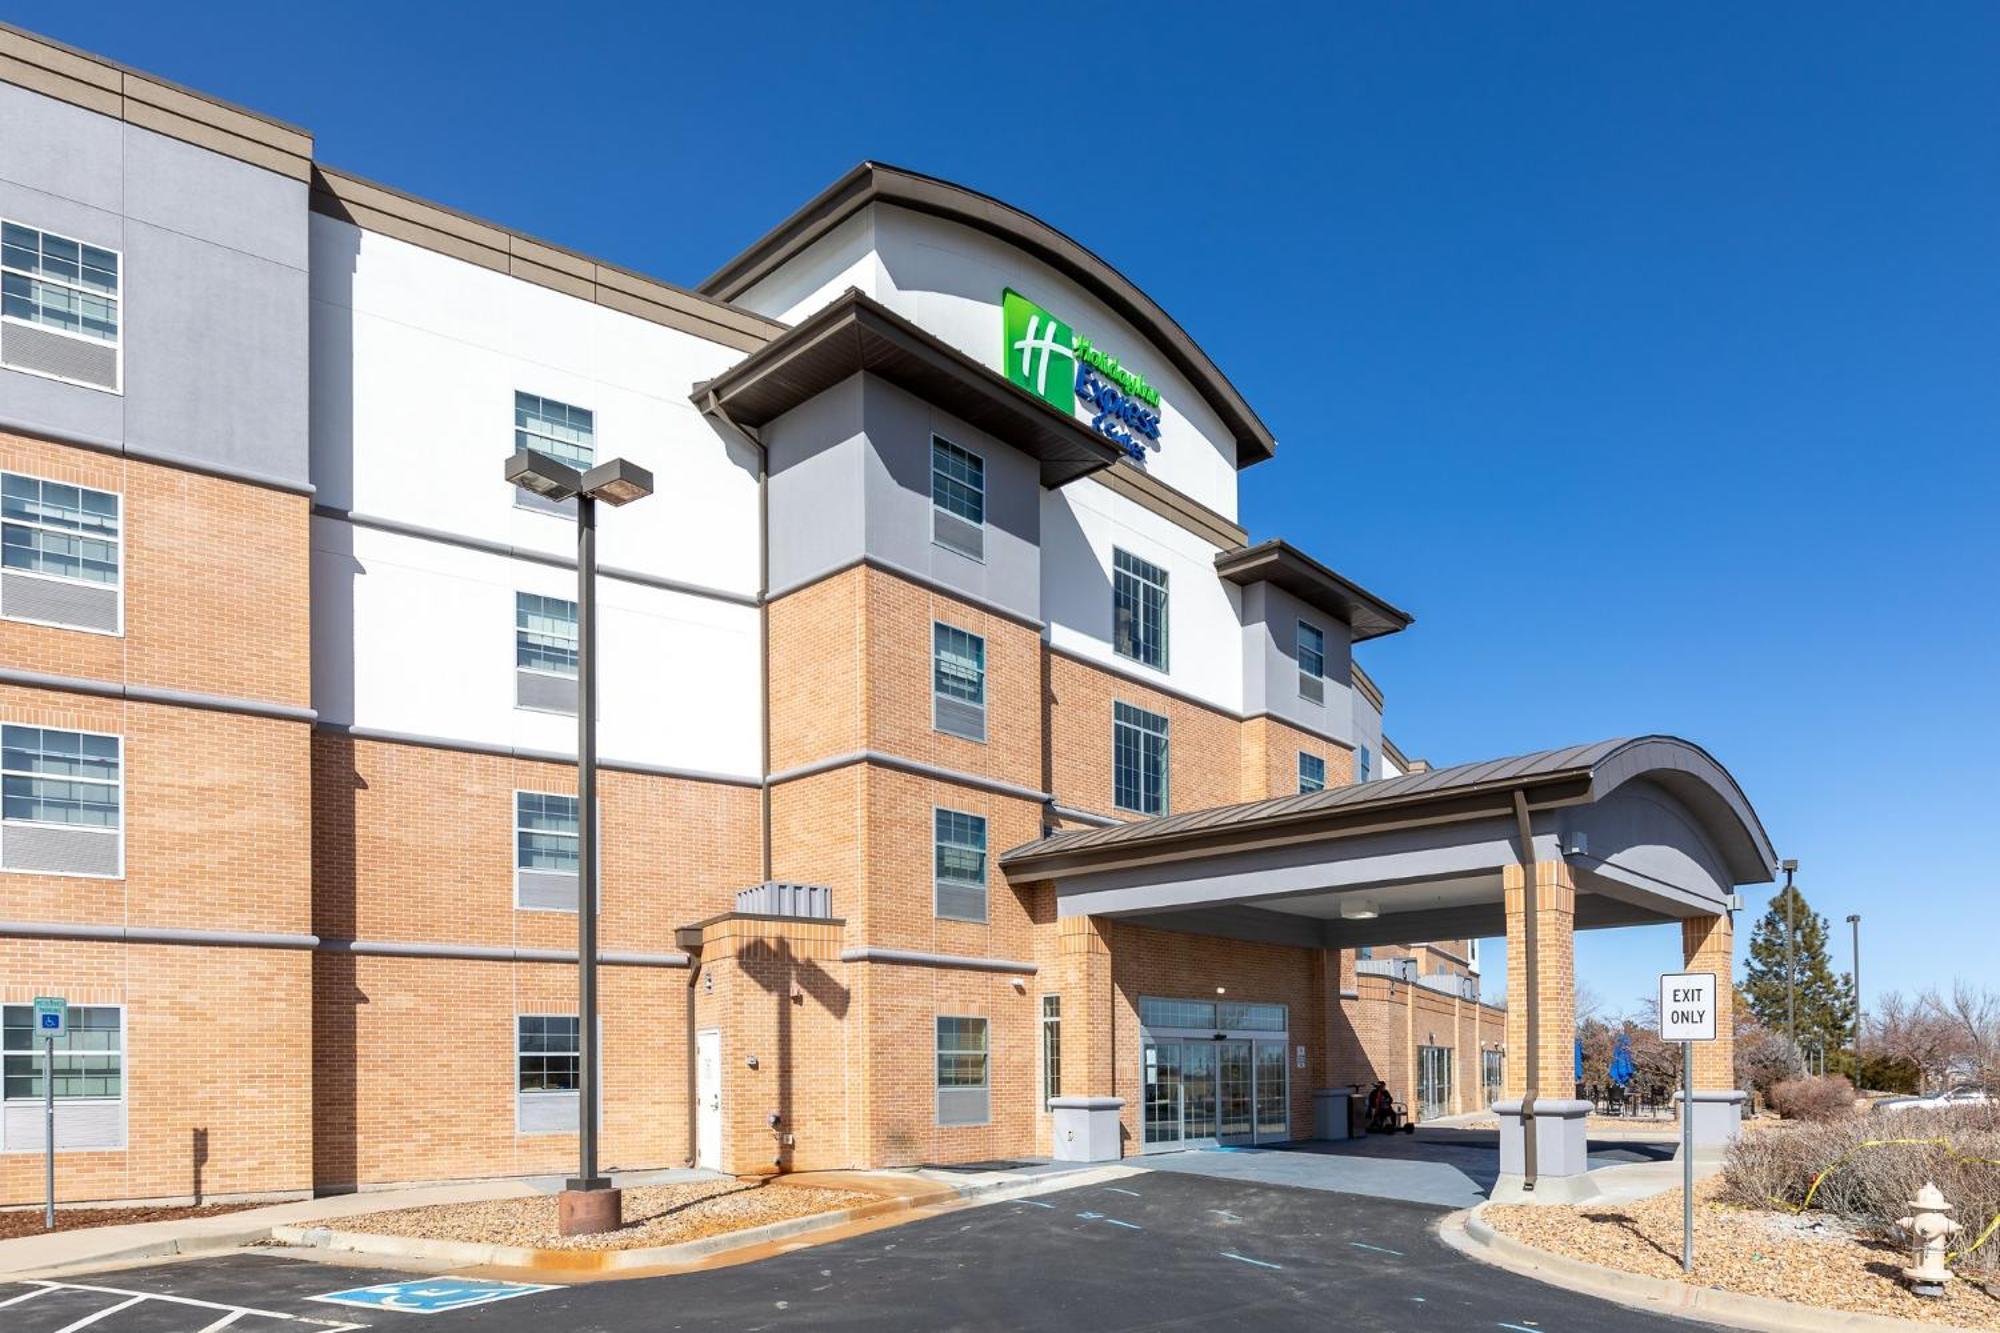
[3,1282,368,1333]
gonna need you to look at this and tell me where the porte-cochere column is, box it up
[1493,858,1596,1202]
[1680,911,1747,1152]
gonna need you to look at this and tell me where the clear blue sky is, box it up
[17,2,1997,1020]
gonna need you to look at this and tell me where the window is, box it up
[1,724,122,877]
[1299,752,1326,793]
[1112,549,1169,670]
[933,808,988,922]
[2,222,121,392]
[515,791,579,912]
[1,473,122,634]
[931,436,985,560]
[515,591,578,714]
[515,393,594,468]
[517,1015,579,1093]
[1356,745,1373,783]
[1297,620,1326,704]
[2,1004,122,1101]
[932,622,986,742]
[935,1015,989,1125]
[1358,946,1374,960]
[1138,997,1288,1033]
[1041,996,1061,1109]
[1112,701,1169,815]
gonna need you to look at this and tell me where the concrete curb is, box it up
[1439,1203,1948,1333]
[270,1166,1140,1275]
[2,1226,287,1278]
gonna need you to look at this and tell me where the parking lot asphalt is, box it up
[1,1172,1712,1332]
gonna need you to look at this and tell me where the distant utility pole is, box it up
[1847,913,1862,1056]
[1781,859,1799,1051]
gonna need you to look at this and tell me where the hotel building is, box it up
[0,24,1773,1203]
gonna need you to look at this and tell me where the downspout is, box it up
[1511,787,1540,1193]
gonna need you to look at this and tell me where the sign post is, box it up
[1659,972,1718,1274]
[32,997,66,1231]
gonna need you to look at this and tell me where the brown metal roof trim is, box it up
[1215,539,1414,642]
[1001,735,1778,885]
[1,21,313,180]
[698,162,1279,469]
[310,168,782,353]
[691,287,1123,488]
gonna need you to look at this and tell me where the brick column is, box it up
[1057,915,1115,1096]
[1681,913,1735,1091]
[1502,860,1576,1101]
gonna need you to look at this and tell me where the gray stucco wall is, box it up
[0,81,309,490]
[765,371,1042,621]
[1240,580,1354,745]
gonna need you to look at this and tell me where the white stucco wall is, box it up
[730,202,1244,520]
[311,520,759,779]
[308,215,762,599]
[1043,478,1244,716]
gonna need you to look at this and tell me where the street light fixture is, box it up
[1780,859,1799,1053]
[1847,913,1862,1058]
[505,446,654,1237]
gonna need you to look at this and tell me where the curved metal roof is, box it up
[699,162,1279,468]
[1003,735,1778,886]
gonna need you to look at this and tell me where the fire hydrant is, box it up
[1896,1182,1961,1298]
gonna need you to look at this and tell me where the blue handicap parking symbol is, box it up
[38,1012,59,1029]
[311,1278,559,1314]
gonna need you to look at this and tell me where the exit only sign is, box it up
[1659,972,1718,1042]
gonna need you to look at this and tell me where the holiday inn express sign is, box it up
[1003,288,1162,463]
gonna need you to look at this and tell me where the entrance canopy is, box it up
[1002,737,1777,949]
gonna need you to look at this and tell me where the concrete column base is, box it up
[1674,1089,1748,1159]
[1050,1096,1125,1162]
[1313,1089,1353,1141]
[1490,1097,1599,1204]
[557,1186,623,1235]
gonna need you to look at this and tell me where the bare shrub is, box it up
[1768,1075,1857,1122]
[1723,1104,2000,1275]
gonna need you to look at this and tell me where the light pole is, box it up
[1780,859,1799,1053]
[505,447,653,1237]
[1847,913,1862,1060]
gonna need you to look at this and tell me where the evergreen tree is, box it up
[1742,883,1856,1060]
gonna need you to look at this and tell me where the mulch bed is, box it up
[0,1202,263,1240]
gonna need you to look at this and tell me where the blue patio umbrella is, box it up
[1575,1037,1584,1082]
[1609,1032,1636,1086]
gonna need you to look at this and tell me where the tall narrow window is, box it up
[515,791,579,912]
[1296,620,1326,704]
[1112,701,1169,815]
[931,436,985,560]
[0,724,121,877]
[1,473,122,633]
[1,221,120,391]
[1112,549,1169,670]
[516,1014,580,1135]
[515,591,578,714]
[1356,745,1373,783]
[932,622,987,741]
[1298,752,1326,793]
[933,808,988,922]
[514,392,594,513]
[935,1016,990,1126]
[1041,996,1062,1109]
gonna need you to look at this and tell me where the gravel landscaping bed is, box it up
[0,1202,262,1240]
[337,1178,877,1252]
[1485,1176,2000,1329]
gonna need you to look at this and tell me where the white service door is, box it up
[696,1028,722,1170]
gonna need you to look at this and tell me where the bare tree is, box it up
[1935,981,2000,1085]
[1868,989,1963,1092]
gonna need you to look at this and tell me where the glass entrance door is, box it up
[1143,1037,1289,1150]
[1217,1041,1254,1144]
[1418,1045,1453,1122]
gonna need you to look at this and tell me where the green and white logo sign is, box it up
[1002,288,1162,461]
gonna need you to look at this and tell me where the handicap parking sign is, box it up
[311,1278,559,1314]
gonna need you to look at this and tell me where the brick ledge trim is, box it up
[768,749,1052,804]
[1,414,314,496]
[317,722,762,788]
[0,666,315,724]
[838,947,1037,975]
[0,919,688,966]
